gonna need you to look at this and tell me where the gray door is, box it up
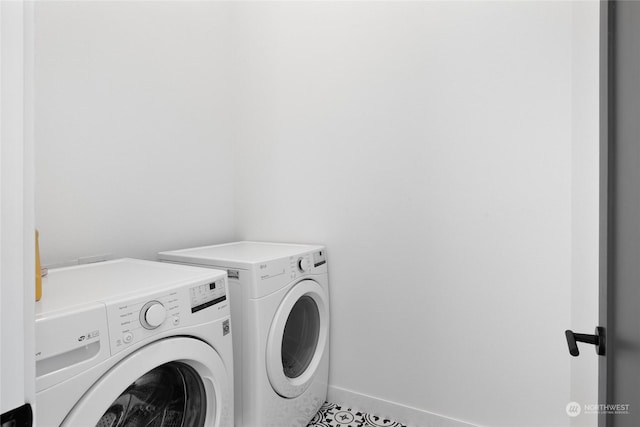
[599,1,640,425]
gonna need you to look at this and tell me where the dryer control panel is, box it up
[292,250,327,274]
[250,250,328,299]
[106,277,228,355]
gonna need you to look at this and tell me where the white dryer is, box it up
[158,242,330,427]
[35,258,234,427]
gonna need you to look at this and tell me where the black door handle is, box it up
[565,327,606,356]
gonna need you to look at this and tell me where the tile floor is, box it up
[307,402,407,427]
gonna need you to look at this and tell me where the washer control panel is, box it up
[107,289,181,354]
[190,279,227,313]
[105,277,227,355]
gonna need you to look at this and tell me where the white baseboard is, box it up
[327,385,478,427]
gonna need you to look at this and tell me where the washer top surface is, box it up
[36,258,225,317]
[159,241,324,268]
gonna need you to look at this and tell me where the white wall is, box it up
[35,1,236,266]
[233,2,597,426]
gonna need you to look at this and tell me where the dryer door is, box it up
[62,337,232,427]
[266,279,329,398]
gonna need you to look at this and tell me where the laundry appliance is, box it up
[158,242,330,427]
[35,258,234,427]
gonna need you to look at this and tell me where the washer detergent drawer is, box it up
[35,303,110,392]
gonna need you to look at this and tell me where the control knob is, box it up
[140,301,166,330]
[297,257,310,273]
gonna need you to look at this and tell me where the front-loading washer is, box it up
[35,258,234,427]
[158,241,329,427]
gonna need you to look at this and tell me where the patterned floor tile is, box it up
[307,402,407,427]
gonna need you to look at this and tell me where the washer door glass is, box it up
[96,362,205,427]
[266,279,329,398]
[282,296,320,379]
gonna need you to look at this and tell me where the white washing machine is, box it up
[158,242,329,427]
[35,258,234,427]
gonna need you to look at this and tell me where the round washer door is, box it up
[266,279,329,398]
[62,337,232,427]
